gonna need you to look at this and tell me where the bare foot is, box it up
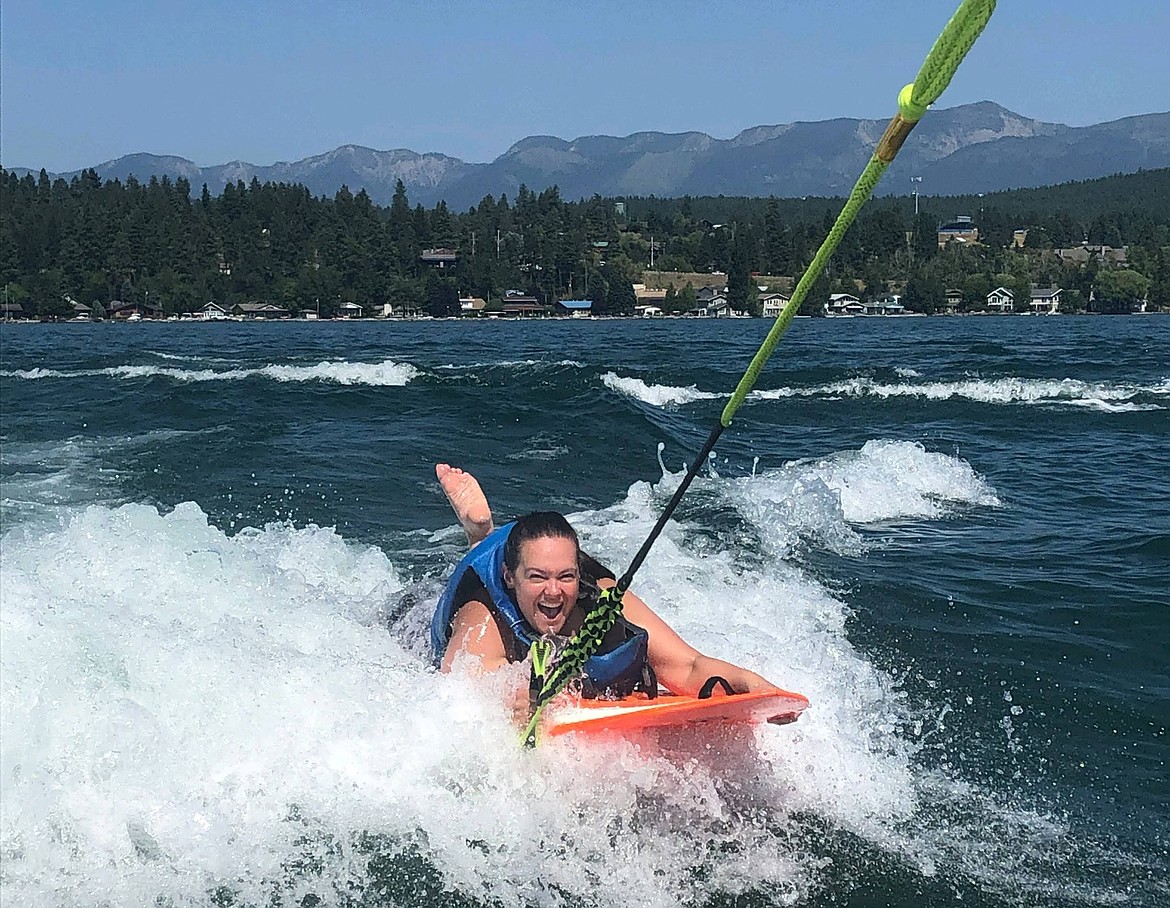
[436,463,494,547]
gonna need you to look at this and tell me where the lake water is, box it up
[2,315,1167,907]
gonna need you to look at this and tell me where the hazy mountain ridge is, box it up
[10,103,1169,207]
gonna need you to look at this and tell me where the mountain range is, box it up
[12,102,1170,209]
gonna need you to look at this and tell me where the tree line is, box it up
[2,165,1168,319]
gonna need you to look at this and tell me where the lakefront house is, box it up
[864,294,905,316]
[825,293,864,316]
[759,292,791,318]
[986,287,1015,312]
[1028,288,1063,314]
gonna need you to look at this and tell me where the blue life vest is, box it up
[431,522,650,695]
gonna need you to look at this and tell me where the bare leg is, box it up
[436,463,494,548]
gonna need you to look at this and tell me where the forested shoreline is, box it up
[2,166,1168,320]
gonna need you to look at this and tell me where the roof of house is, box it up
[557,299,592,310]
[635,287,667,301]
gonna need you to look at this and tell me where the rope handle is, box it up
[697,676,736,699]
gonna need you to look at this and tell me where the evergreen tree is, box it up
[608,277,637,316]
[903,268,945,314]
[798,269,831,316]
[426,277,461,317]
[388,180,415,276]
[587,272,609,315]
[726,231,753,313]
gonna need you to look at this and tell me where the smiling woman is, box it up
[430,464,780,704]
[502,515,584,637]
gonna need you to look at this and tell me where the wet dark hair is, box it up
[503,512,580,572]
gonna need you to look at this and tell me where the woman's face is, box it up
[504,535,580,636]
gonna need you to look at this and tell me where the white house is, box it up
[1029,287,1062,314]
[759,292,791,318]
[825,293,864,317]
[986,287,1014,312]
[864,293,905,316]
[380,302,422,318]
[689,295,748,318]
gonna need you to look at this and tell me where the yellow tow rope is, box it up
[523,0,997,748]
[721,0,997,424]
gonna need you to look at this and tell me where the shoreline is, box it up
[2,311,1164,326]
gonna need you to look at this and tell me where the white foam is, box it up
[257,360,419,385]
[601,371,721,407]
[0,483,917,906]
[1,503,418,906]
[0,448,1123,907]
[1062,397,1163,413]
[0,367,74,379]
[0,359,420,386]
[596,371,1169,412]
[780,438,1001,525]
[757,375,1169,409]
[437,359,585,370]
[147,351,209,362]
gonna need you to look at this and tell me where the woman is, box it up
[433,464,778,698]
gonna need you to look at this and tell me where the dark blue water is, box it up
[2,316,1167,907]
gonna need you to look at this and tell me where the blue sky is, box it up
[3,0,1168,173]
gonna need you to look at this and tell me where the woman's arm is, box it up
[612,583,778,696]
[440,599,509,674]
[442,599,534,725]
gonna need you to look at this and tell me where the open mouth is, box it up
[537,602,563,621]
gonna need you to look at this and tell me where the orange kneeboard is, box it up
[545,688,809,737]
